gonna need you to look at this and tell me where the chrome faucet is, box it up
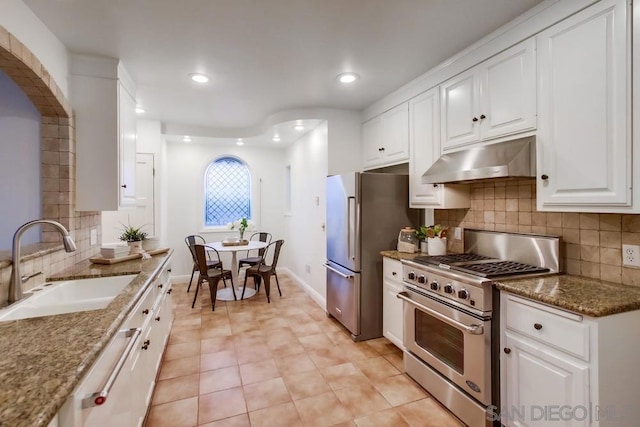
[8,219,77,304]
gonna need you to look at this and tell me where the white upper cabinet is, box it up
[537,0,630,211]
[441,38,536,152]
[409,88,470,208]
[362,103,409,169]
[72,55,137,211]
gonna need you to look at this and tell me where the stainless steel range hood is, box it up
[422,136,536,184]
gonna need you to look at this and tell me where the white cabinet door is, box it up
[118,83,137,207]
[537,0,630,210]
[362,115,384,168]
[382,258,404,349]
[409,88,470,208]
[481,38,536,140]
[441,69,480,150]
[362,104,409,170]
[503,331,590,427]
[380,103,409,163]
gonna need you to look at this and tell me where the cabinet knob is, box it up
[534,323,543,330]
[392,272,397,276]
[541,174,549,180]
[142,339,150,350]
[121,184,127,188]
[142,308,149,315]
[433,184,439,188]
[167,289,173,294]
[158,283,163,288]
[504,347,511,354]
[480,114,486,120]
[378,147,385,152]
[472,117,479,122]
[155,316,161,322]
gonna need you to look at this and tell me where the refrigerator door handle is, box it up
[323,263,354,279]
[347,196,356,261]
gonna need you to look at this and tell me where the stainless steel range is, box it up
[399,229,561,427]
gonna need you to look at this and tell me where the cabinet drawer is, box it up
[125,286,156,330]
[383,257,402,284]
[504,294,590,361]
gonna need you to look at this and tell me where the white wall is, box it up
[0,70,41,249]
[165,142,285,278]
[101,120,164,243]
[325,109,362,175]
[282,122,328,306]
[0,0,69,96]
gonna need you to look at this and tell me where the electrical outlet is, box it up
[622,244,640,267]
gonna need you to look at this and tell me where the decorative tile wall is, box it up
[434,180,640,287]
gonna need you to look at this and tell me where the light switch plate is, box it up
[454,227,462,240]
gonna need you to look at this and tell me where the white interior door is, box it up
[133,153,155,237]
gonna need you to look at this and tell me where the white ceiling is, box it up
[24,0,544,145]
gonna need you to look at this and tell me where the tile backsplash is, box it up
[434,179,640,287]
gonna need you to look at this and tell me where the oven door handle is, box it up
[397,291,484,335]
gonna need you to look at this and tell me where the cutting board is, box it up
[89,247,170,265]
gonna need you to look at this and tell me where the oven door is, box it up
[399,286,491,405]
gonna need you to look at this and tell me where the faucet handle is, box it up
[21,271,43,283]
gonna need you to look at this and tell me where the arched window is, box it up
[204,156,251,227]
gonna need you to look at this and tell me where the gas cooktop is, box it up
[412,253,550,279]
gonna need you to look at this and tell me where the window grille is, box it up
[204,157,251,226]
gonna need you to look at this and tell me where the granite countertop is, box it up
[380,250,425,261]
[0,250,173,427]
[380,252,640,317]
[495,274,640,317]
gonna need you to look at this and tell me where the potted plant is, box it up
[424,224,449,256]
[226,217,256,242]
[118,224,148,254]
[414,226,429,253]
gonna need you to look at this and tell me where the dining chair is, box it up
[185,235,225,292]
[191,244,235,310]
[238,232,272,273]
[242,239,284,303]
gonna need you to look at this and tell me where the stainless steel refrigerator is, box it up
[325,172,419,341]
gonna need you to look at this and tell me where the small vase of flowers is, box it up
[118,224,148,254]
[227,218,256,242]
[421,224,449,256]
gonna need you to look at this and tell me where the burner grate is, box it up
[414,253,493,265]
[454,261,550,278]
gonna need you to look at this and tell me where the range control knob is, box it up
[458,289,470,300]
[408,272,416,280]
[429,282,440,291]
[418,275,426,284]
[444,284,454,294]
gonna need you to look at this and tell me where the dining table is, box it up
[206,240,268,300]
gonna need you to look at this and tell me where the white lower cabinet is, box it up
[58,261,173,427]
[382,257,404,349]
[500,292,640,427]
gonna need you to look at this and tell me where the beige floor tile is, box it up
[198,413,250,427]
[355,356,401,381]
[248,401,303,427]
[236,343,272,365]
[354,408,410,427]
[239,358,280,384]
[293,391,353,427]
[270,342,306,358]
[308,347,351,368]
[158,355,200,380]
[260,316,290,330]
[321,362,371,391]
[242,377,291,411]
[274,352,316,376]
[146,397,198,427]
[200,350,238,372]
[200,366,242,395]
[365,337,398,355]
[370,374,428,407]
[152,374,199,405]
[198,387,247,424]
[338,341,380,362]
[299,333,335,351]
[163,341,201,361]
[329,422,357,427]
[396,398,464,427]
[201,324,233,338]
[168,328,201,345]
[326,330,356,346]
[201,336,235,354]
[382,350,404,372]
[282,369,332,400]
[335,383,391,418]
[289,321,323,337]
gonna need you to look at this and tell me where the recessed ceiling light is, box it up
[183,136,192,142]
[189,73,210,83]
[272,135,281,142]
[293,124,305,131]
[337,72,359,84]
[236,138,244,146]
[135,105,145,114]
